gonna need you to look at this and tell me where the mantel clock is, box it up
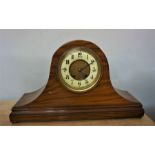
[10,40,144,123]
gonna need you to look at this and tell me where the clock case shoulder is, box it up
[10,40,144,123]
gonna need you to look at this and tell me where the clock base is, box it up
[10,105,144,123]
[10,90,144,123]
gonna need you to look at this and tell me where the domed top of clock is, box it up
[50,40,110,93]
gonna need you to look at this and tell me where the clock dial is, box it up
[58,47,102,92]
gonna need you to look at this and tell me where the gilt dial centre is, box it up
[69,60,90,80]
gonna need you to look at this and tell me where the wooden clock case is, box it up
[10,40,144,123]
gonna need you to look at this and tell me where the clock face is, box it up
[58,47,102,92]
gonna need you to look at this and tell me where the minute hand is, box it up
[79,60,94,72]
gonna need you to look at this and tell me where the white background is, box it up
[0,29,155,120]
[0,0,155,155]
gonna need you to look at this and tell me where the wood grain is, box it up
[1,101,154,126]
[10,40,144,123]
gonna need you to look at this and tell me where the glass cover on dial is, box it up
[58,47,102,92]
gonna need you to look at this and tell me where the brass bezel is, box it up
[57,46,102,93]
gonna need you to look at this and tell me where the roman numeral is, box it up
[62,68,67,72]
[71,79,74,85]
[66,60,69,64]
[71,55,74,59]
[92,67,96,72]
[91,60,95,64]
[90,75,94,79]
[78,52,82,58]
[78,81,81,86]
[66,75,69,79]
[85,80,89,84]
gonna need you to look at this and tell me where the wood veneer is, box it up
[10,40,144,123]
